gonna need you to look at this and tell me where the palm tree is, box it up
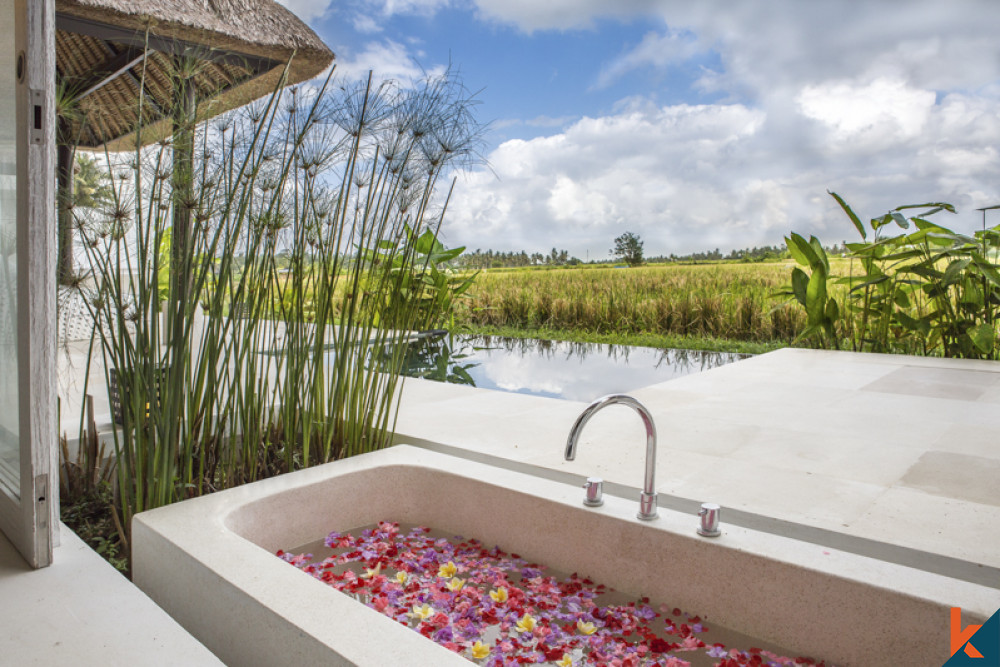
[72,153,113,209]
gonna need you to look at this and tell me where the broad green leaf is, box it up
[871,213,893,231]
[942,258,972,287]
[414,229,439,255]
[828,190,866,240]
[894,202,956,213]
[431,246,464,262]
[895,311,931,336]
[871,243,889,258]
[928,249,956,265]
[968,323,995,354]
[848,275,889,293]
[911,217,939,231]
[924,230,959,246]
[791,267,808,306]
[794,323,820,343]
[960,287,983,307]
[926,231,976,246]
[881,247,924,261]
[824,298,839,322]
[452,366,476,385]
[899,264,943,280]
[786,232,820,268]
[923,283,949,299]
[971,251,1000,286]
[806,269,827,324]
[890,211,910,229]
[895,311,918,331]
[809,235,830,273]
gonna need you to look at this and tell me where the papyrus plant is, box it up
[74,55,484,552]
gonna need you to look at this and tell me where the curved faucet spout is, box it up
[565,394,658,520]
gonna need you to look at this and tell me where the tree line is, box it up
[455,248,583,269]
[453,239,851,269]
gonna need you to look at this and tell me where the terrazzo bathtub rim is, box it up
[132,445,997,666]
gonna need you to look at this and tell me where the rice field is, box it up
[455,261,850,344]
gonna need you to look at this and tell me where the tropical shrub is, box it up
[778,192,1000,358]
[361,224,477,330]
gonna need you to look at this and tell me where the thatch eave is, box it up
[56,0,332,66]
[55,0,334,151]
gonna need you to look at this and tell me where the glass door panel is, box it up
[0,0,19,496]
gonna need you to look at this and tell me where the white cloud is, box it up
[472,0,661,32]
[594,29,704,89]
[797,78,936,144]
[471,0,1000,99]
[275,0,334,22]
[351,14,383,34]
[442,83,1000,256]
[287,0,454,44]
[432,0,1000,255]
[332,40,445,83]
[443,103,775,255]
[525,115,577,128]
[299,0,1000,256]
[379,0,454,16]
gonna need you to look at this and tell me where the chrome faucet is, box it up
[565,394,658,520]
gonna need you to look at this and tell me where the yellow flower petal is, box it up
[557,655,573,667]
[470,641,491,660]
[446,577,465,592]
[437,560,458,578]
[410,604,434,620]
[576,620,596,635]
[489,586,508,603]
[362,563,381,579]
[395,571,408,584]
[515,613,536,633]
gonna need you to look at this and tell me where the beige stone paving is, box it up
[0,525,221,666]
[392,347,1000,575]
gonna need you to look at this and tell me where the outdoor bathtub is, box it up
[133,445,994,666]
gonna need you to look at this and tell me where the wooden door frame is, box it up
[0,0,57,569]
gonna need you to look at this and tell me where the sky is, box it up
[277,0,1000,259]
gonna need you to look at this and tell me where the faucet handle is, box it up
[697,502,722,537]
[583,477,604,507]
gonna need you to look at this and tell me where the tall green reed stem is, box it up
[74,58,484,548]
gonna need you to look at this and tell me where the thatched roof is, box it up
[55,0,334,151]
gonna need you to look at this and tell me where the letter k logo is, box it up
[945,607,1000,666]
[952,607,984,659]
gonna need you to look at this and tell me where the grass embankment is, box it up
[453,261,851,353]
[459,324,784,355]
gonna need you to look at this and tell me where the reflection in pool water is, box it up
[399,335,749,401]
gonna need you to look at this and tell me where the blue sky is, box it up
[279,0,1000,258]
[308,5,726,143]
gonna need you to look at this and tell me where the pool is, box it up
[399,335,748,401]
